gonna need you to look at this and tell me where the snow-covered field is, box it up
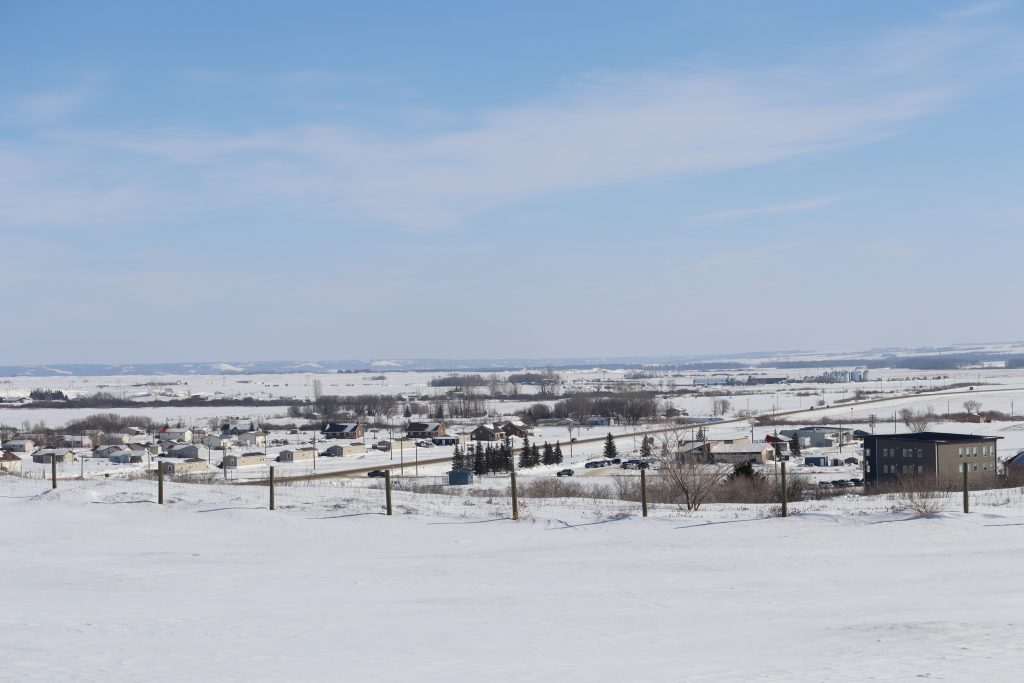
[4,476,1024,682]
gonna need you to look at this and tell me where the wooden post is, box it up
[384,470,393,516]
[640,467,648,518]
[269,466,275,511]
[158,462,165,505]
[510,468,519,521]
[963,465,969,514]
[781,461,788,518]
[51,454,57,490]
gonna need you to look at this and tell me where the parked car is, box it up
[556,469,574,477]
[416,440,432,448]
[609,458,621,464]
[374,441,391,451]
[849,478,864,486]
[367,469,387,478]
[832,479,852,488]
[620,460,640,469]
[584,461,601,469]
[817,481,834,489]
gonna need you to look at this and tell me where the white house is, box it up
[235,431,267,447]
[164,458,208,475]
[61,434,93,448]
[32,449,76,464]
[223,452,267,468]
[166,443,211,460]
[277,447,317,463]
[201,434,234,449]
[94,444,131,458]
[159,427,193,443]
[1,439,36,455]
[711,443,776,465]
[0,451,22,474]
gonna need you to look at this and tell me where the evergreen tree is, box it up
[640,436,652,459]
[518,435,533,469]
[542,441,555,465]
[452,443,465,470]
[473,445,487,476]
[403,404,412,418]
[696,426,706,442]
[501,442,514,472]
[553,441,564,465]
[435,402,445,420]
[789,434,801,457]
[603,432,618,459]
[531,443,541,467]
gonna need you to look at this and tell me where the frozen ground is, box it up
[3,478,1024,682]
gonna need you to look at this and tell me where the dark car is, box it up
[620,460,639,469]
[609,458,621,464]
[367,469,387,478]
[849,478,864,486]
[831,479,852,488]
[584,461,601,469]
[556,469,574,477]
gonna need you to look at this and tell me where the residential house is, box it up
[862,432,1001,486]
[32,449,76,464]
[0,451,23,474]
[94,444,130,458]
[159,427,193,443]
[780,427,855,448]
[164,458,209,475]
[711,443,776,465]
[108,452,144,465]
[322,423,365,440]
[470,424,505,442]
[166,443,211,460]
[1,439,36,455]
[322,443,366,457]
[235,431,267,448]
[201,433,234,449]
[61,434,93,448]
[277,447,317,463]
[501,420,533,438]
[407,422,445,439]
[585,416,612,427]
[223,452,267,469]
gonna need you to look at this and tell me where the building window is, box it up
[917,448,923,458]
[917,465,923,474]
[959,447,964,458]
[973,464,979,472]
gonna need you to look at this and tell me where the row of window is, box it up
[881,447,923,458]
[958,446,993,459]
[882,464,924,474]
[960,463,992,472]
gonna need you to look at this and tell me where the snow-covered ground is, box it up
[4,476,1024,681]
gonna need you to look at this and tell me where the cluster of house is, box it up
[710,426,1007,488]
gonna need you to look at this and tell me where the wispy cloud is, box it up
[693,196,843,225]
[3,4,1020,231]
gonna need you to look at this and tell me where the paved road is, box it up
[255,384,1023,483]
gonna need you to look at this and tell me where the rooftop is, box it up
[865,432,1001,443]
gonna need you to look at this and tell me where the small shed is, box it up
[0,451,22,474]
[277,447,317,463]
[803,455,829,467]
[448,468,474,486]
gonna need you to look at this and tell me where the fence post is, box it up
[51,454,57,490]
[963,465,969,514]
[781,461,788,517]
[640,467,648,518]
[510,467,520,521]
[269,466,275,511]
[158,462,165,505]
[384,470,393,516]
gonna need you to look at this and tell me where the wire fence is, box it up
[4,466,1024,521]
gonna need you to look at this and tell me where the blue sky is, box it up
[2,1,1023,364]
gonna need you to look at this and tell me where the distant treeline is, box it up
[7,392,302,409]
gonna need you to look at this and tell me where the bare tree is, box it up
[312,378,323,401]
[867,413,878,433]
[711,398,732,417]
[963,400,982,415]
[908,410,933,432]
[655,428,730,511]
[898,407,915,428]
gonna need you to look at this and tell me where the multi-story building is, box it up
[862,432,1000,486]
